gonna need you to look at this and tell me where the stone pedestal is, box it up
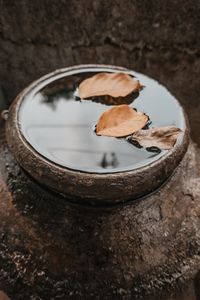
[0,123,200,299]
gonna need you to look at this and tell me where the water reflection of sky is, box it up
[19,68,185,173]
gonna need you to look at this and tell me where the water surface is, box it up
[19,67,184,173]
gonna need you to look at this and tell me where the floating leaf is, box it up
[128,126,182,150]
[96,105,148,137]
[78,72,141,99]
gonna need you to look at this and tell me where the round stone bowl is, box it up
[5,65,189,205]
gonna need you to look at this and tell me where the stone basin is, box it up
[5,65,189,205]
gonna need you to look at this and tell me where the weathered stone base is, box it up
[0,124,200,299]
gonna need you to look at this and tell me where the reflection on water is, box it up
[100,152,119,169]
[18,67,185,173]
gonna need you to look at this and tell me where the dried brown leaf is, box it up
[129,126,182,150]
[96,105,148,137]
[79,72,141,99]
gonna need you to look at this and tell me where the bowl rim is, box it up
[5,64,190,204]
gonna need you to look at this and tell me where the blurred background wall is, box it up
[0,0,200,143]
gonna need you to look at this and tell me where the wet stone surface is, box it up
[0,122,200,299]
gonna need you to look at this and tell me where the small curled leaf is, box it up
[128,126,182,150]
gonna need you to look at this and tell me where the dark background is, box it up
[0,0,200,144]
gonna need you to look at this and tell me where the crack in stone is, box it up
[0,33,200,58]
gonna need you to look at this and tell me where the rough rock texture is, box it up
[0,123,200,299]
